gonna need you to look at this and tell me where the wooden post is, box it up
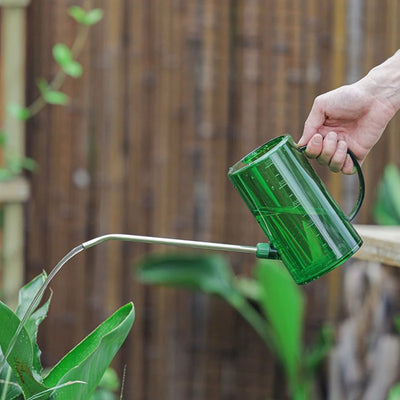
[0,0,30,308]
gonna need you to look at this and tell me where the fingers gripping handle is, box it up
[297,145,365,221]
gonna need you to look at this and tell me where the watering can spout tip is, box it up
[256,243,280,260]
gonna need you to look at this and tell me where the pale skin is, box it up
[298,50,400,174]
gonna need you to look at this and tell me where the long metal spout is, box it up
[82,234,279,259]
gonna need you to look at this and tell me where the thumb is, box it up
[298,101,326,146]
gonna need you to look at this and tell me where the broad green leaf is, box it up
[0,302,47,398]
[136,253,274,349]
[0,364,23,400]
[15,273,51,375]
[43,303,134,400]
[6,103,31,120]
[255,260,304,384]
[26,381,86,400]
[135,253,236,298]
[83,9,104,26]
[16,274,47,318]
[53,44,72,67]
[63,60,83,78]
[68,6,88,24]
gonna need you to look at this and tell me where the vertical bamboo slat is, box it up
[0,0,30,309]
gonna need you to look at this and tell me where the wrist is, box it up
[360,50,400,113]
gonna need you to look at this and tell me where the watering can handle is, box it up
[297,145,365,221]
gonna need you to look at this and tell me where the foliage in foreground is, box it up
[135,254,333,400]
[0,273,134,400]
[373,163,400,225]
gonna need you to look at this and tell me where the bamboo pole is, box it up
[0,0,30,308]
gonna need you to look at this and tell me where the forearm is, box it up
[360,50,400,112]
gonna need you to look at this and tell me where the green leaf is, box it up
[388,383,400,400]
[6,103,31,120]
[135,253,236,298]
[26,381,86,400]
[37,79,68,105]
[68,6,87,24]
[43,303,134,399]
[0,131,7,147]
[135,253,275,350]
[0,301,47,398]
[53,44,82,77]
[68,6,103,26]
[0,168,13,181]
[97,368,119,391]
[395,315,400,333]
[36,79,50,96]
[53,44,73,67]
[63,60,83,78]
[235,277,263,302]
[82,9,104,26]
[20,157,38,172]
[303,324,334,372]
[373,164,400,225]
[255,260,304,384]
[15,273,51,375]
[0,364,23,400]
[43,90,69,105]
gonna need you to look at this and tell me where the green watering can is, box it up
[71,134,363,286]
[228,134,364,284]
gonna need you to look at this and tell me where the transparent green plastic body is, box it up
[228,135,363,284]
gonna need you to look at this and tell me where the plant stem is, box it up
[225,292,277,349]
[27,21,89,118]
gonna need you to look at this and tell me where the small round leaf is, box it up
[53,44,72,67]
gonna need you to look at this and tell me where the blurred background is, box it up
[1,0,400,399]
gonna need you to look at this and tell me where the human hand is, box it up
[298,78,398,174]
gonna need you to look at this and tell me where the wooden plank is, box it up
[1,3,28,308]
[0,177,30,202]
[354,225,400,267]
[0,0,30,6]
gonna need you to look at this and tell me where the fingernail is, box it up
[326,131,337,140]
[338,140,347,151]
[313,135,322,144]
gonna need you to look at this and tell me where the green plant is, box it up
[0,3,103,181]
[373,164,400,400]
[0,273,134,400]
[135,254,333,400]
[373,163,400,225]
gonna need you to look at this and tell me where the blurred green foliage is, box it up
[135,254,333,400]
